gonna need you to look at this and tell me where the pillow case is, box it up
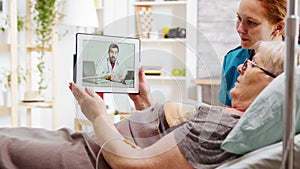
[221,66,300,155]
[217,134,300,169]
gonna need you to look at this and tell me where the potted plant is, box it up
[0,14,8,32]
[17,16,26,32]
[112,110,120,123]
[0,66,26,90]
[32,0,58,95]
[106,104,121,123]
[31,0,66,96]
[0,66,26,106]
[0,14,26,41]
[0,14,9,43]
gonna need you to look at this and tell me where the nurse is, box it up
[218,0,286,106]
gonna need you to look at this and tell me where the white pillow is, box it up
[221,66,300,154]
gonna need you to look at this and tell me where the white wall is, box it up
[196,0,240,79]
[53,26,78,129]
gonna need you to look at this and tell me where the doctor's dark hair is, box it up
[108,43,119,53]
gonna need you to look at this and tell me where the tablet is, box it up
[75,33,140,93]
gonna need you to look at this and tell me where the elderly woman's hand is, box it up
[128,66,153,110]
[69,82,107,123]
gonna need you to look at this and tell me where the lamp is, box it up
[61,0,99,29]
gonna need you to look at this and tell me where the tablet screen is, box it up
[75,33,140,93]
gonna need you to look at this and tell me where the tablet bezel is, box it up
[75,33,140,93]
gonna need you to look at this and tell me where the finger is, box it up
[72,88,81,101]
[68,82,73,90]
[139,66,146,83]
[85,87,95,98]
[71,83,85,101]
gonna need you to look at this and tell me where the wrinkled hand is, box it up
[128,66,153,110]
[69,82,107,123]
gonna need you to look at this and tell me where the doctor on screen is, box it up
[97,43,125,83]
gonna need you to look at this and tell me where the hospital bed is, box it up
[74,66,300,168]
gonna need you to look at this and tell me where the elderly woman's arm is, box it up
[95,114,192,169]
[70,82,193,169]
[128,66,153,110]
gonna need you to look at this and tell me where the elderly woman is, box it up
[0,41,288,169]
[69,40,286,169]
